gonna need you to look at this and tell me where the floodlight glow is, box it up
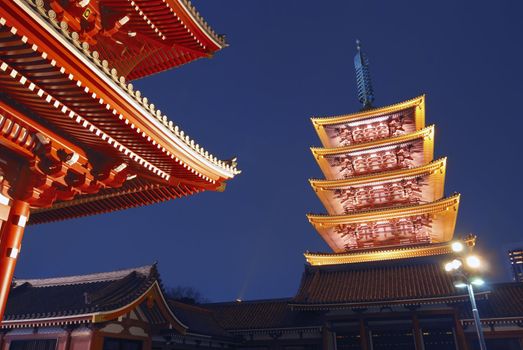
[451,241,464,253]
[445,259,462,272]
[451,259,462,270]
[454,282,467,288]
[471,278,484,286]
[466,255,481,269]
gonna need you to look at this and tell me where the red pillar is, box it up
[0,199,30,321]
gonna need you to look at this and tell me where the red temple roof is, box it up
[0,1,240,222]
[24,0,227,80]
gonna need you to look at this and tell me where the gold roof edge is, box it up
[304,235,476,266]
[307,193,460,225]
[311,125,434,157]
[311,95,425,126]
[309,157,447,189]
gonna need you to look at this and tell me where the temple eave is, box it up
[311,124,435,158]
[311,95,425,126]
[304,236,476,266]
[309,157,447,190]
[307,194,460,225]
[1,1,240,183]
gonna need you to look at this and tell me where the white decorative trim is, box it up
[10,1,239,181]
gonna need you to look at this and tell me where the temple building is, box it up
[0,0,239,323]
[204,43,523,350]
[3,41,523,350]
[1,265,238,350]
[2,5,523,349]
[2,263,523,350]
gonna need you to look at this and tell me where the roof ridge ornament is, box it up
[354,40,375,110]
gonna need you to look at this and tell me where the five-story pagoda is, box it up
[306,41,469,266]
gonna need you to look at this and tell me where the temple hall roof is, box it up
[4,265,159,322]
[168,301,230,338]
[463,282,523,323]
[291,256,477,309]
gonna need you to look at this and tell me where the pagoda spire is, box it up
[354,40,375,109]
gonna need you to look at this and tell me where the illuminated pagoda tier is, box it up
[306,42,462,265]
[0,0,239,320]
[311,124,435,179]
[309,158,447,215]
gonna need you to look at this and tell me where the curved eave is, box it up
[174,0,227,50]
[8,0,239,183]
[304,236,476,266]
[28,180,202,225]
[311,96,425,146]
[313,126,435,180]
[307,194,460,226]
[310,158,447,215]
[311,95,425,126]
[310,157,447,190]
[288,293,489,311]
[311,125,434,158]
[92,281,188,335]
[1,281,188,333]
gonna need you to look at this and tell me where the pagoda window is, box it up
[396,219,415,237]
[362,124,378,141]
[390,183,407,201]
[383,151,399,169]
[374,221,394,239]
[352,156,368,174]
[354,188,371,207]
[376,122,391,138]
[356,224,374,239]
[369,185,389,205]
[351,126,366,143]
[367,154,383,171]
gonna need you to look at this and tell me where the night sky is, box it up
[16,1,523,302]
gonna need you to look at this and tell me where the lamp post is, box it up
[445,242,487,350]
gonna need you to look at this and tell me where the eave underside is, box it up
[314,131,435,180]
[311,159,447,215]
[311,95,425,148]
[304,236,476,266]
[28,177,200,224]
[0,7,238,184]
[308,195,460,252]
[26,0,226,81]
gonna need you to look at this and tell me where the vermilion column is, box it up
[0,199,30,321]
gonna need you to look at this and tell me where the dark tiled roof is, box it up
[205,299,322,331]
[168,301,229,338]
[293,257,465,306]
[4,265,158,321]
[462,282,523,320]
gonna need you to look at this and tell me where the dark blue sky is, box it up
[17,0,523,302]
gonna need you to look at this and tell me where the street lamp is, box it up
[445,241,487,350]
